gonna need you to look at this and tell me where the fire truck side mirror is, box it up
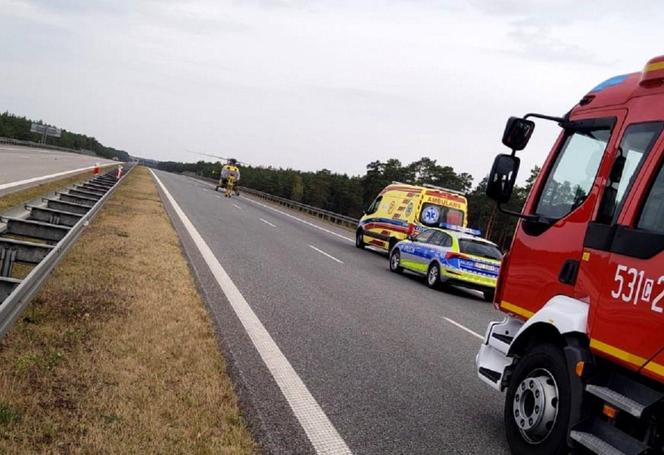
[487,154,521,204]
[502,117,535,151]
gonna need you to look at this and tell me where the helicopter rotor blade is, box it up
[187,150,249,166]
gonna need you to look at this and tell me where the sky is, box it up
[1,0,663,184]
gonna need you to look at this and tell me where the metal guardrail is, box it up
[238,186,360,228]
[0,136,97,157]
[0,164,134,339]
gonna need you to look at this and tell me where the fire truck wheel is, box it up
[504,343,571,455]
[426,263,441,289]
[389,249,403,273]
[355,230,365,249]
[483,289,495,302]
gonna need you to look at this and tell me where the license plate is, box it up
[474,262,498,273]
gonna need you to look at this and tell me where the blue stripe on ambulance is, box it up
[359,217,409,228]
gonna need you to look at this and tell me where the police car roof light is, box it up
[440,223,482,236]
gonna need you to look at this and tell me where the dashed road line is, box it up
[151,171,352,455]
[443,317,483,340]
[233,203,242,210]
[309,245,344,264]
[260,218,277,228]
[241,196,354,243]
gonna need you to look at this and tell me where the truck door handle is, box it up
[559,259,580,285]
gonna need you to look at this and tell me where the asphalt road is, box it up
[154,170,511,455]
[0,145,114,194]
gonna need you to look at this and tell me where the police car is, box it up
[389,226,502,301]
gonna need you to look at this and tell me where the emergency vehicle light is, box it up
[445,252,469,261]
[422,184,465,196]
[640,55,664,87]
[440,223,481,236]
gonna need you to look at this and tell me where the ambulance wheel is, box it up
[389,249,403,273]
[504,343,571,455]
[426,263,441,289]
[483,289,495,303]
[355,230,365,249]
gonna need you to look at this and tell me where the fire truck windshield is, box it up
[534,128,611,219]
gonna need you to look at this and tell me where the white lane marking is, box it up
[0,163,116,192]
[233,203,242,210]
[309,245,344,264]
[443,317,483,340]
[216,195,225,200]
[150,171,352,455]
[240,196,354,243]
[260,218,277,228]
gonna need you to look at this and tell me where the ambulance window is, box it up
[420,204,465,227]
[534,129,611,219]
[366,196,382,215]
[599,122,663,224]
[446,209,464,226]
[638,161,664,234]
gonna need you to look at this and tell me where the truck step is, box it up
[478,367,501,383]
[570,418,648,455]
[586,373,664,418]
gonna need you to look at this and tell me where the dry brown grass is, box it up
[0,167,118,214]
[0,167,256,454]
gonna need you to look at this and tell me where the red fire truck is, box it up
[476,55,664,454]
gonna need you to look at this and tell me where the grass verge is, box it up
[0,166,256,454]
[0,167,118,214]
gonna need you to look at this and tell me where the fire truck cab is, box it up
[476,56,664,454]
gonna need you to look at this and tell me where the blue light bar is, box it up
[590,74,628,93]
[440,223,482,236]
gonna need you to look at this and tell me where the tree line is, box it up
[158,157,540,249]
[0,112,131,162]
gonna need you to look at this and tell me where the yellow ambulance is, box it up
[355,182,472,251]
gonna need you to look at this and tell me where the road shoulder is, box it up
[0,166,256,453]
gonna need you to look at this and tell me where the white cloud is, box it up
[1,0,663,183]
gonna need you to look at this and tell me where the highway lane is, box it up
[154,170,510,454]
[0,145,114,195]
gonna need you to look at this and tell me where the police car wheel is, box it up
[355,230,365,249]
[389,250,403,273]
[426,264,441,289]
[504,343,571,455]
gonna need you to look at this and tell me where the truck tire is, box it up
[355,229,365,249]
[389,249,403,273]
[483,289,495,303]
[504,343,571,455]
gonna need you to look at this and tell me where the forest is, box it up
[0,109,540,247]
[158,157,540,248]
[0,112,131,162]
